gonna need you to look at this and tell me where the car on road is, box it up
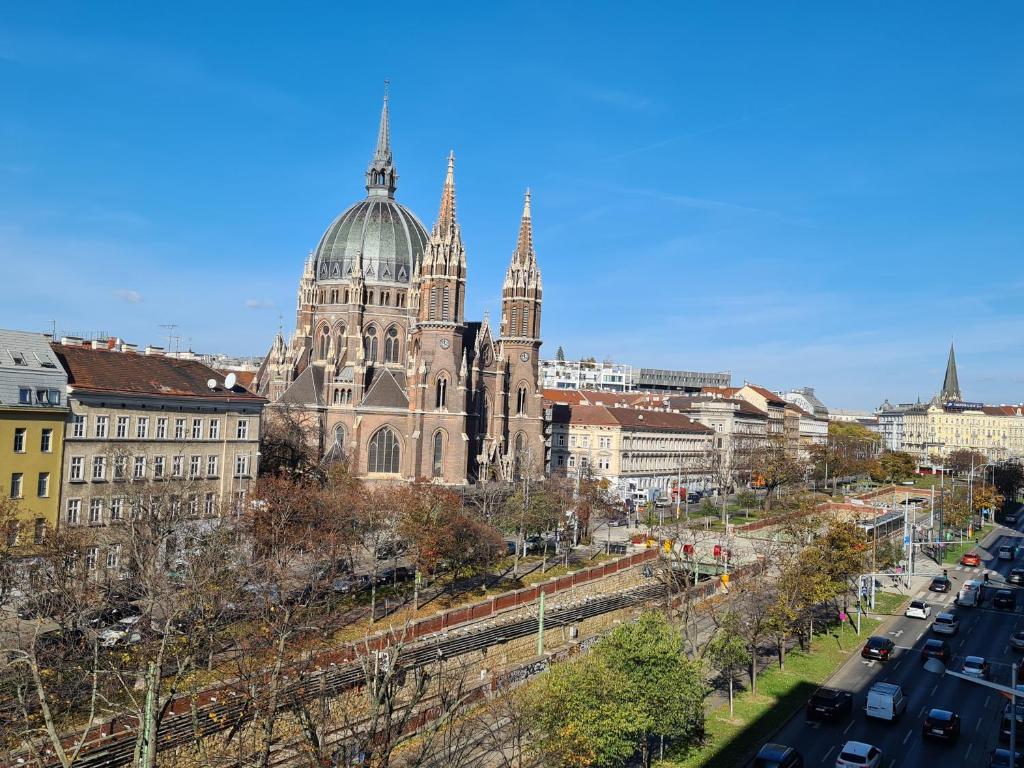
[995,589,1018,610]
[1001,546,1015,560]
[962,655,991,679]
[929,575,952,593]
[990,748,1024,768]
[1010,569,1024,586]
[1007,514,1019,525]
[608,516,629,527]
[962,552,982,567]
[1011,630,1024,652]
[922,708,961,742]
[861,636,895,661]
[999,702,1024,745]
[932,612,959,635]
[805,687,853,722]
[905,600,931,619]
[835,740,883,768]
[865,682,906,721]
[921,638,952,664]
[752,743,804,768]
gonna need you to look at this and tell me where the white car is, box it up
[961,655,990,679]
[932,612,959,635]
[905,600,931,620]
[98,615,143,648]
[836,741,883,768]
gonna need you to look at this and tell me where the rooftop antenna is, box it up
[159,323,179,353]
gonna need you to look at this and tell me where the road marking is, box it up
[822,745,835,763]
[916,631,924,641]
[893,660,902,670]
[967,743,974,760]
[844,719,854,734]
[903,728,913,744]
[919,705,927,717]
[931,683,939,695]
[986,694,992,708]
[977,716,984,732]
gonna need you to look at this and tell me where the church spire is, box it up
[436,151,457,233]
[513,188,535,267]
[365,83,398,198]
[940,342,962,402]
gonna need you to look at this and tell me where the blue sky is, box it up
[3,3,1024,409]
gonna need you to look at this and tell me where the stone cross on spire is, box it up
[940,342,962,401]
[366,81,398,198]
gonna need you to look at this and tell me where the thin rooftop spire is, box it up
[365,82,397,198]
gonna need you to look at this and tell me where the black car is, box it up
[995,589,1017,610]
[861,636,896,661]
[1007,514,1019,525]
[753,743,804,768]
[805,687,853,722]
[922,708,961,742]
[930,575,952,593]
[921,638,952,664]
[377,566,416,585]
[1010,570,1024,586]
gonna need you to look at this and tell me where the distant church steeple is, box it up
[366,82,398,198]
[940,343,962,401]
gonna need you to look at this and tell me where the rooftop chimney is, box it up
[60,336,83,346]
[90,340,104,350]
[122,343,138,353]
[144,345,165,356]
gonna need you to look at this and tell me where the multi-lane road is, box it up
[769,521,1024,768]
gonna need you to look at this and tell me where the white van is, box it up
[865,682,906,721]
[957,579,984,607]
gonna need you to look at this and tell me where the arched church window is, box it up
[343,289,350,303]
[432,432,444,478]
[368,427,400,474]
[435,375,448,410]
[333,389,341,405]
[363,326,378,363]
[521,307,529,337]
[384,326,400,363]
[333,424,346,451]
[334,323,346,357]
[317,325,330,360]
[516,385,528,415]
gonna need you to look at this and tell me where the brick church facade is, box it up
[254,94,544,484]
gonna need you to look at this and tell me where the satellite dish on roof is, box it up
[207,378,217,390]
[224,372,237,390]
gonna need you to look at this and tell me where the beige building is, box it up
[548,404,713,499]
[910,403,1024,463]
[52,340,265,578]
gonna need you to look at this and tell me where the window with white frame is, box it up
[72,414,85,438]
[236,419,249,440]
[204,492,216,516]
[599,437,611,449]
[189,455,200,477]
[85,546,98,571]
[557,455,565,467]
[209,418,220,439]
[153,456,165,478]
[207,455,219,477]
[172,456,183,477]
[557,434,565,446]
[66,499,81,524]
[187,494,198,516]
[133,456,146,479]
[9,473,22,498]
[94,415,108,438]
[156,418,167,439]
[192,418,202,440]
[110,496,123,520]
[582,435,590,448]
[569,435,577,448]
[41,428,53,453]
[116,416,129,438]
[12,428,26,453]
[174,419,185,440]
[113,455,127,480]
[37,472,49,498]
[106,544,121,570]
[69,456,84,481]
[234,453,250,477]
[92,456,106,481]
[89,498,103,524]
[137,417,149,439]
[568,455,576,468]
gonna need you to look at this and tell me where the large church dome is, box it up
[313,92,427,286]
[314,199,426,284]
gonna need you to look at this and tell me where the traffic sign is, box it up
[903,535,911,545]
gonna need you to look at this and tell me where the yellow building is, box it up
[0,330,68,544]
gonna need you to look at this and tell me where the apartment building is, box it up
[52,339,266,577]
[0,330,68,544]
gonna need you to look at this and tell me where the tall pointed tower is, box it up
[408,153,470,483]
[365,87,398,198]
[498,189,544,475]
[940,343,962,402]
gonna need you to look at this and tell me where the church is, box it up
[254,94,545,484]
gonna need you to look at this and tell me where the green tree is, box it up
[748,435,807,512]
[706,612,748,716]
[874,451,917,483]
[946,448,988,475]
[994,461,1024,504]
[556,345,566,362]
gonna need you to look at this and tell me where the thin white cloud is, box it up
[114,289,142,304]
[244,298,274,310]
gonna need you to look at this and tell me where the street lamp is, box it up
[923,657,1019,761]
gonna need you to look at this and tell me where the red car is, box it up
[961,552,981,567]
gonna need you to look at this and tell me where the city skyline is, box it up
[3,4,1024,409]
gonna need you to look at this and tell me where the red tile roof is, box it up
[741,384,787,407]
[53,344,265,402]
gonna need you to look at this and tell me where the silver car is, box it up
[932,612,959,635]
